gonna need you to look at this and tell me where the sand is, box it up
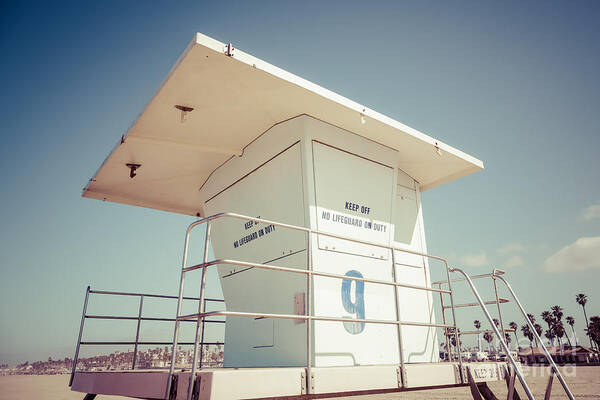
[0,375,122,400]
[0,366,598,399]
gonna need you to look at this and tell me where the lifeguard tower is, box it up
[69,33,576,400]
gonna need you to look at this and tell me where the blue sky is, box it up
[1,1,599,364]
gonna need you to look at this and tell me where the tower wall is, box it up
[201,115,438,367]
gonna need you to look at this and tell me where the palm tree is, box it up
[521,324,534,348]
[509,321,519,349]
[551,306,566,346]
[551,305,564,321]
[449,328,462,352]
[525,314,538,346]
[576,294,593,349]
[541,311,553,327]
[541,311,555,346]
[587,316,600,349]
[554,320,566,347]
[505,333,512,349]
[474,320,482,351]
[566,316,577,346]
[483,331,494,352]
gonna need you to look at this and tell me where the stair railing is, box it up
[493,273,576,400]
[449,267,536,400]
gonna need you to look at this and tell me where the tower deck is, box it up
[72,362,518,400]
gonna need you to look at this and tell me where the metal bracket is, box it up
[396,366,406,388]
[224,43,235,57]
[174,105,194,123]
[294,292,306,324]
[168,374,178,400]
[125,163,141,179]
[300,370,306,394]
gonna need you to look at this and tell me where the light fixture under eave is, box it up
[126,163,142,178]
[434,142,442,156]
[175,105,194,123]
[360,108,366,124]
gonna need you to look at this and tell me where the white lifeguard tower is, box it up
[69,33,576,400]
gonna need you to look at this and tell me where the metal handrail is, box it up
[69,287,224,387]
[84,315,225,323]
[432,270,505,286]
[89,289,223,302]
[450,267,535,400]
[459,328,515,336]
[165,212,464,400]
[185,212,453,262]
[494,273,576,400]
[186,258,451,294]
[443,297,509,309]
[178,310,455,329]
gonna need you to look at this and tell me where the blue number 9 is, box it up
[341,270,365,334]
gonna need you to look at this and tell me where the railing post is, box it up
[199,298,206,367]
[165,220,197,399]
[437,283,451,362]
[443,262,463,382]
[390,247,406,387]
[492,276,507,354]
[70,285,91,387]
[187,221,212,400]
[132,295,144,369]
[306,230,312,394]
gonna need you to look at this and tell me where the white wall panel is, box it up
[204,142,308,367]
[393,180,439,363]
[311,140,399,366]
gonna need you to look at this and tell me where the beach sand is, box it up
[0,366,598,399]
[0,374,122,400]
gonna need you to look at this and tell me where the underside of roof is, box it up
[83,33,483,216]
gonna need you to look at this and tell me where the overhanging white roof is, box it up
[83,33,483,217]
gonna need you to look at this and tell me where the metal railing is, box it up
[68,212,578,400]
[448,268,576,400]
[164,212,464,400]
[433,271,514,357]
[69,288,224,386]
[447,268,534,399]
[494,273,576,400]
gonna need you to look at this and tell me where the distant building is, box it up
[518,346,598,365]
